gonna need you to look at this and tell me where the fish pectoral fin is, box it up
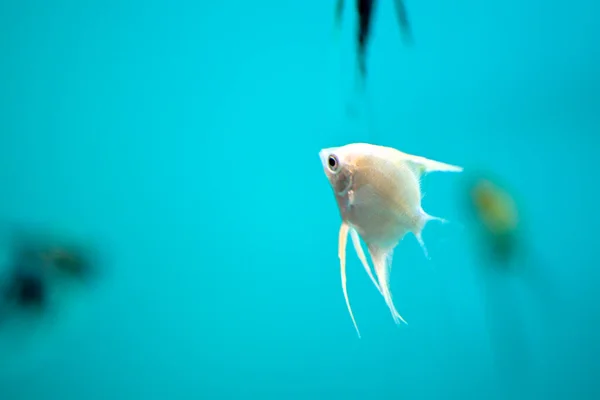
[339,222,361,338]
[367,244,407,326]
[350,228,382,295]
[413,209,449,260]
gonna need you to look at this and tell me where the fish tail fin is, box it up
[339,222,361,338]
[414,210,449,260]
[367,244,407,326]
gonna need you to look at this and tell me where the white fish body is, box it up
[319,143,462,337]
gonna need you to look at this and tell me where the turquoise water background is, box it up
[0,0,599,399]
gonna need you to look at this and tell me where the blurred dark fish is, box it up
[334,0,413,89]
[462,169,559,295]
[392,0,413,44]
[0,224,108,374]
[0,227,103,326]
[335,0,345,30]
[356,0,377,84]
[467,175,521,266]
[461,172,532,394]
[461,170,559,397]
[9,229,100,282]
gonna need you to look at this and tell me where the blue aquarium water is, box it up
[0,0,598,399]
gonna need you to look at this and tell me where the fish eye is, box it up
[327,155,340,172]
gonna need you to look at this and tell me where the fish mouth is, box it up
[319,149,329,169]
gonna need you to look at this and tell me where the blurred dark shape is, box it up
[335,0,345,30]
[5,267,46,310]
[43,246,97,282]
[392,0,413,45]
[10,229,100,283]
[0,227,102,322]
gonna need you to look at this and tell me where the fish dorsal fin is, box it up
[389,149,463,176]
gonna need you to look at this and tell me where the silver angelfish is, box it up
[319,143,462,337]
